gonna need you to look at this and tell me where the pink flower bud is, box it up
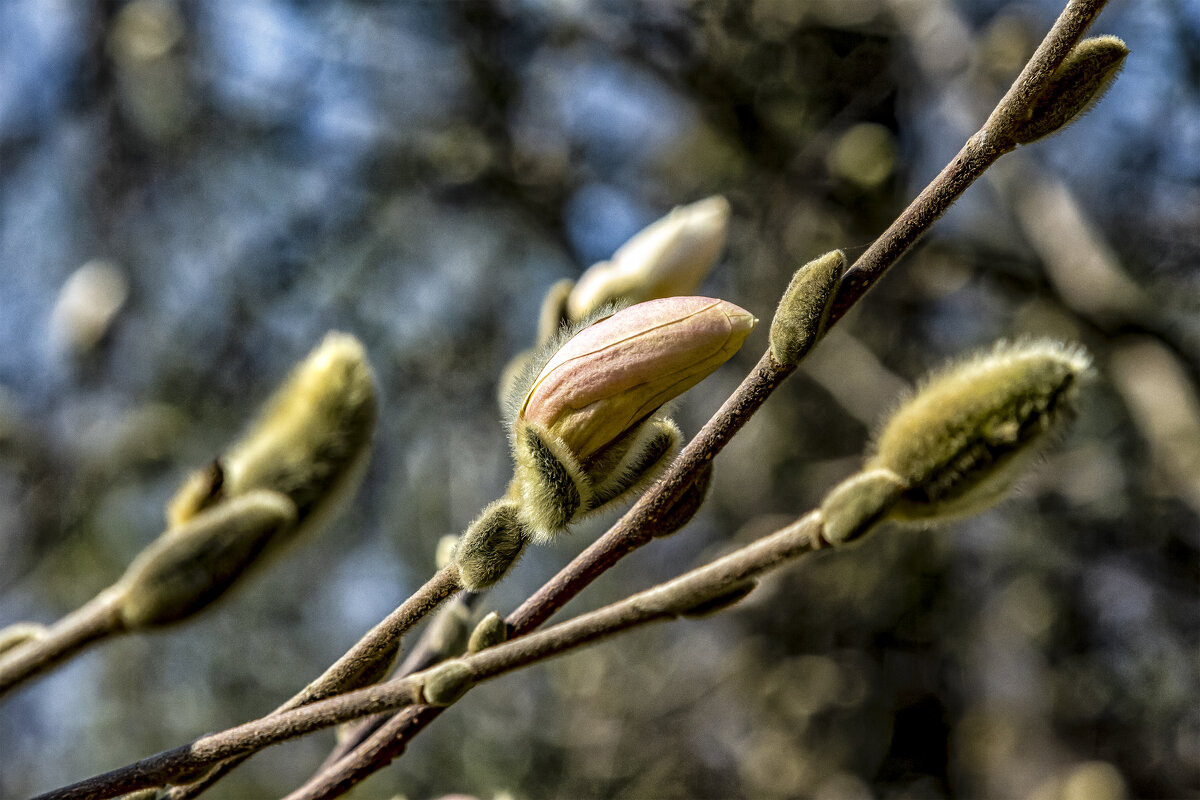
[519,297,756,460]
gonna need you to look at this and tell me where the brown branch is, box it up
[35,511,829,800]
[0,589,126,698]
[289,1,1115,795]
[160,563,463,800]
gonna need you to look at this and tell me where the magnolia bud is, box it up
[566,196,731,319]
[520,297,755,461]
[819,468,905,545]
[869,339,1091,521]
[118,491,298,629]
[167,332,378,542]
[1014,36,1128,145]
[467,611,508,653]
[455,499,529,591]
[769,250,845,367]
[510,297,754,538]
[421,659,475,706]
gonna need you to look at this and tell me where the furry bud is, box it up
[566,196,730,319]
[769,250,844,366]
[1014,36,1128,145]
[118,491,297,628]
[870,339,1091,521]
[455,500,529,591]
[167,332,377,543]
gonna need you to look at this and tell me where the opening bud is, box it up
[566,196,731,320]
[510,297,754,538]
[519,297,755,462]
[869,339,1092,521]
[1014,36,1129,145]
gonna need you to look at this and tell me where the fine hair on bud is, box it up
[587,416,681,511]
[868,339,1092,521]
[455,499,529,591]
[819,469,905,545]
[769,250,845,367]
[219,332,377,529]
[117,491,298,629]
[1014,36,1129,145]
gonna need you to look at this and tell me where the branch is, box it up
[35,513,828,800]
[291,1,1114,795]
[0,589,125,697]
[160,563,463,800]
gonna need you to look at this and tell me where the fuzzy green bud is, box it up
[167,333,377,540]
[455,499,529,591]
[566,196,731,320]
[421,659,475,706]
[467,611,509,653]
[118,491,298,628]
[819,469,905,545]
[869,339,1091,521]
[1014,36,1129,145]
[520,297,755,461]
[769,250,845,366]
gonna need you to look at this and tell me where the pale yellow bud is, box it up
[869,339,1091,521]
[167,332,378,541]
[566,196,731,319]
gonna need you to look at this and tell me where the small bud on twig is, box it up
[566,196,731,320]
[467,611,508,653]
[1013,35,1129,145]
[678,580,758,618]
[769,250,845,367]
[819,469,905,545]
[118,491,298,628]
[455,500,529,591]
[420,659,475,706]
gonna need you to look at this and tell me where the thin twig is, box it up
[316,590,484,771]
[161,564,463,800]
[292,1,1112,796]
[829,0,1106,322]
[36,512,827,800]
[0,589,125,698]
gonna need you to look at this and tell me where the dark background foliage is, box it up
[1,1,1197,798]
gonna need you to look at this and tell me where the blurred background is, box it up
[1,0,1197,798]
